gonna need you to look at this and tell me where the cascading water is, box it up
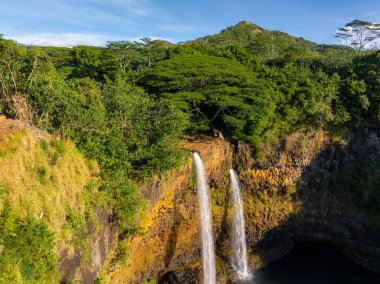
[230,169,253,280]
[193,152,216,284]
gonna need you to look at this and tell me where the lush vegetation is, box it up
[0,19,379,281]
[0,203,58,283]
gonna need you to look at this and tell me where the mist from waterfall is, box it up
[193,152,216,284]
[230,169,252,280]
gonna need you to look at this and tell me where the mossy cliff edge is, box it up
[0,119,117,283]
[108,128,380,283]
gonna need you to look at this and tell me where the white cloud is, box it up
[1,0,198,45]
[9,33,113,47]
[8,33,175,47]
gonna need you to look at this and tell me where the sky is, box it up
[1,0,379,47]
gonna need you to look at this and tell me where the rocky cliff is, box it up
[107,128,380,283]
[238,129,380,274]
[107,136,234,283]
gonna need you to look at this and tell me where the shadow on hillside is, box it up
[249,128,380,277]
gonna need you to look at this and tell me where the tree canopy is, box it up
[335,19,380,51]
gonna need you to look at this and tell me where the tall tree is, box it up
[106,40,141,72]
[335,19,380,51]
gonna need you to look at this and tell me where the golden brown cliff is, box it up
[107,136,233,283]
[106,128,380,283]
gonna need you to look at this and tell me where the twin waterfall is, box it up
[230,169,252,280]
[193,153,217,284]
[193,153,252,283]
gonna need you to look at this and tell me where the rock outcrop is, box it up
[238,129,380,273]
[60,208,118,283]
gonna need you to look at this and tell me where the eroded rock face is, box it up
[237,129,380,273]
[108,129,380,283]
[60,209,119,283]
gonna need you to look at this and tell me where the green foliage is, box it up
[140,54,269,139]
[36,166,48,184]
[167,43,262,69]
[0,36,184,241]
[270,65,340,132]
[0,204,58,283]
[140,52,340,146]
[311,45,357,74]
[26,64,187,233]
[70,45,119,81]
[330,156,380,220]
[195,21,264,47]
[339,51,380,124]
[0,40,52,116]
[65,206,86,231]
[1,21,380,278]
[248,30,317,63]
[354,159,380,212]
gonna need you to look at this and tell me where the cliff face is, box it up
[59,208,118,283]
[238,129,380,273]
[108,136,233,283]
[108,129,380,283]
[0,119,118,283]
[3,119,377,282]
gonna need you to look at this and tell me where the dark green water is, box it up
[239,242,379,284]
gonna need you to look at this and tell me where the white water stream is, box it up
[230,169,252,280]
[193,152,216,284]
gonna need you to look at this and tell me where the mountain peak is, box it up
[235,20,262,28]
[194,20,264,46]
[220,20,263,34]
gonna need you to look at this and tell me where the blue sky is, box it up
[1,0,379,47]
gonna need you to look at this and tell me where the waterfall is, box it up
[230,169,252,280]
[193,152,216,284]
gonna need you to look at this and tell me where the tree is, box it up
[335,19,380,51]
[140,53,279,144]
[0,40,51,118]
[344,51,380,123]
[106,40,141,72]
[139,37,171,68]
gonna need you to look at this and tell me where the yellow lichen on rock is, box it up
[108,137,233,283]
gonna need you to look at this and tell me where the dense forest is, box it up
[0,20,379,282]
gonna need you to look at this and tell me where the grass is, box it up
[0,130,87,230]
[0,127,105,262]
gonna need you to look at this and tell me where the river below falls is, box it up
[237,242,379,284]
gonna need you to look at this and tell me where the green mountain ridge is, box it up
[192,20,355,64]
[194,21,315,48]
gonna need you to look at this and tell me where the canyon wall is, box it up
[108,129,380,283]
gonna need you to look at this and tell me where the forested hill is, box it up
[0,19,380,282]
[194,20,316,50]
[192,21,355,62]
